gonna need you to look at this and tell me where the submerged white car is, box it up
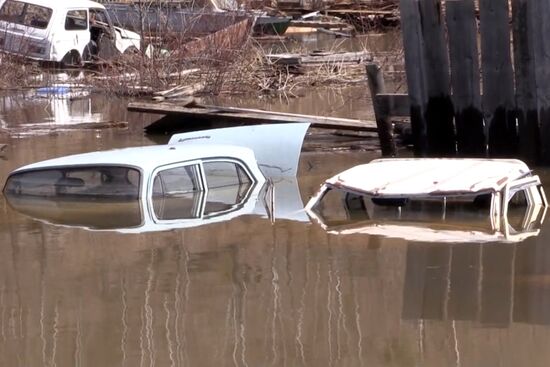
[3,123,310,232]
[306,158,548,243]
[0,0,140,65]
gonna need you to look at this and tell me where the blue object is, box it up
[36,86,71,95]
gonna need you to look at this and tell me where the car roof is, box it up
[12,143,258,174]
[325,158,532,196]
[6,0,105,9]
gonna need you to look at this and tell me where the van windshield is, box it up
[0,0,52,29]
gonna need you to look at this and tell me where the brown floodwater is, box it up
[2,77,550,367]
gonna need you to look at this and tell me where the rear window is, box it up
[0,0,52,29]
[3,166,141,199]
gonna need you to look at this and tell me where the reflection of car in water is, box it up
[3,123,310,232]
[307,158,548,243]
[0,0,140,65]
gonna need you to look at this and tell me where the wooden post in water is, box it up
[366,63,397,156]
[479,0,518,156]
[446,0,485,156]
[399,0,455,156]
[512,0,540,163]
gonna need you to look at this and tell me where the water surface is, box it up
[1,86,550,367]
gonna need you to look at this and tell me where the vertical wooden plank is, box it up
[479,0,518,156]
[446,0,485,155]
[418,0,455,156]
[366,64,397,156]
[399,0,429,156]
[399,0,455,156]
[529,0,550,164]
[512,0,540,163]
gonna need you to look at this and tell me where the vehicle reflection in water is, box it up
[0,85,119,135]
[3,177,308,232]
[402,238,550,328]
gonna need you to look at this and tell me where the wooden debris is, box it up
[265,50,372,65]
[290,19,350,29]
[95,68,200,82]
[316,27,354,38]
[153,82,204,101]
[128,101,378,133]
[0,121,128,136]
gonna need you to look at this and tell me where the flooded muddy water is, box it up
[2,88,550,367]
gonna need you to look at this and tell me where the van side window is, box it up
[65,10,88,30]
[23,4,52,29]
[0,1,26,23]
[0,1,52,29]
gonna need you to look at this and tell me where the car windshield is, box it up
[3,166,141,199]
[0,0,53,29]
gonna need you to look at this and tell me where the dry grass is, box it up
[0,31,399,99]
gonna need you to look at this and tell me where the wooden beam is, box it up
[399,0,429,155]
[480,0,517,156]
[418,0,455,156]
[128,102,378,132]
[529,0,550,164]
[399,0,455,156]
[446,0,485,155]
[512,0,540,163]
[366,63,397,156]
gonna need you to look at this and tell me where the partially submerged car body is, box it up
[3,123,310,232]
[0,0,140,64]
[306,158,548,243]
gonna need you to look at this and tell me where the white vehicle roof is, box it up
[13,144,258,174]
[12,122,310,178]
[325,158,532,197]
[5,0,106,9]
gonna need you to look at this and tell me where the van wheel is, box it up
[61,50,82,68]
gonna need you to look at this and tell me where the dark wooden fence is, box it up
[372,0,550,164]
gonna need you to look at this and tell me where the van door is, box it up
[57,9,89,63]
[88,7,119,59]
[0,1,53,59]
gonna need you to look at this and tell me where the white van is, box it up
[0,0,140,66]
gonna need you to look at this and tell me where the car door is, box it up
[88,7,119,59]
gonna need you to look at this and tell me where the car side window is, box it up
[203,161,251,189]
[65,10,88,30]
[152,164,202,220]
[203,161,253,216]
